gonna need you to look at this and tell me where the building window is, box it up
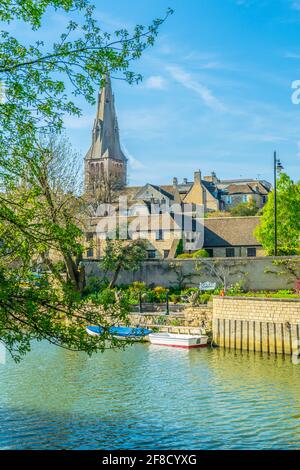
[226,196,232,204]
[242,195,248,203]
[86,232,94,241]
[86,248,94,258]
[156,230,164,241]
[226,248,235,257]
[163,250,170,259]
[247,247,256,257]
[205,249,214,257]
[262,196,266,204]
[147,250,156,259]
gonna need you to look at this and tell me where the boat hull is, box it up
[148,333,208,349]
[86,326,152,339]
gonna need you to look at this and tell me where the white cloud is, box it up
[144,75,168,90]
[122,144,145,170]
[166,65,226,112]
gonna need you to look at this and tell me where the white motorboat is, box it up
[148,333,208,349]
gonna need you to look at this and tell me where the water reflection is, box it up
[0,342,300,449]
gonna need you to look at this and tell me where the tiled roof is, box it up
[224,184,256,195]
[223,182,270,195]
[204,216,261,247]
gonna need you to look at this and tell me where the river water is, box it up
[0,341,300,449]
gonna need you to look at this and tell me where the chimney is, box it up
[173,177,178,186]
[194,170,202,185]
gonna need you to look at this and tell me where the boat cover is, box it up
[86,326,152,337]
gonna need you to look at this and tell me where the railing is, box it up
[138,292,170,315]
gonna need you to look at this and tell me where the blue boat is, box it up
[86,325,152,339]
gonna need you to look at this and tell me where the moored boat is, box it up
[86,325,152,340]
[148,333,208,349]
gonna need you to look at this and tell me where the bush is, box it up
[181,288,199,296]
[146,290,157,303]
[83,276,108,296]
[90,287,117,305]
[176,253,194,259]
[226,289,300,299]
[175,238,184,256]
[126,281,147,304]
[169,294,181,304]
[129,281,147,292]
[226,282,244,296]
[153,286,169,302]
[192,249,210,258]
[176,250,210,259]
[199,293,212,304]
[230,199,259,216]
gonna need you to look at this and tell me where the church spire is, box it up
[84,75,127,191]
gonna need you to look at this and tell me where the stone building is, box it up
[83,77,269,260]
[84,75,127,191]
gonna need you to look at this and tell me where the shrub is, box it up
[192,249,210,258]
[230,199,259,217]
[153,286,169,302]
[90,287,117,305]
[145,290,156,303]
[181,288,199,296]
[199,293,212,304]
[226,282,244,296]
[176,250,210,259]
[83,276,108,296]
[169,294,181,304]
[129,281,147,292]
[175,238,184,256]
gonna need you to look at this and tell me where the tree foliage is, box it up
[230,199,259,217]
[101,237,148,289]
[254,173,300,255]
[0,0,172,359]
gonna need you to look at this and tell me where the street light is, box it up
[273,151,284,257]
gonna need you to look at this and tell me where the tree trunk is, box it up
[109,263,121,289]
[64,253,85,294]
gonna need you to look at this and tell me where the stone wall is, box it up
[84,256,300,291]
[128,305,212,334]
[212,296,300,355]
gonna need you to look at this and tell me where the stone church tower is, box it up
[84,75,127,191]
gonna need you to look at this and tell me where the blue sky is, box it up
[9,0,300,185]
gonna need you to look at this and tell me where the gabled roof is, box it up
[201,180,218,198]
[217,178,271,192]
[134,183,175,201]
[223,182,270,195]
[204,216,261,247]
[224,184,256,195]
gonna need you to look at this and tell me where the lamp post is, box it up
[273,151,284,256]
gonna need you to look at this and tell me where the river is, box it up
[0,341,300,449]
